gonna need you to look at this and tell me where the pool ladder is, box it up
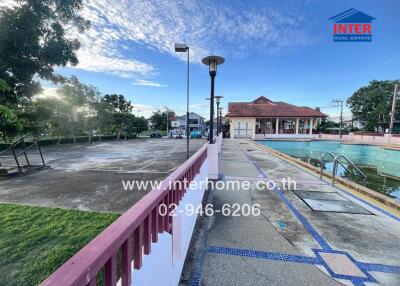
[320,152,367,186]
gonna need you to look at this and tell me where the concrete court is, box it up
[194,139,400,286]
[0,139,205,213]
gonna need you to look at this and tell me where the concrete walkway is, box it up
[192,139,400,286]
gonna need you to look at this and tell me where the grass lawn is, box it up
[0,203,119,286]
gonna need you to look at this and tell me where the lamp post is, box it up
[202,56,225,144]
[205,97,212,141]
[215,96,223,135]
[218,107,223,135]
[175,43,190,159]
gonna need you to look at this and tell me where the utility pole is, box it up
[389,83,398,134]
[332,100,344,139]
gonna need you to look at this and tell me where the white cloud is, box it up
[0,0,17,8]
[34,86,62,100]
[133,103,160,118]
[132,79,167,88]
[190,103,209,110]
[70,0,313,77]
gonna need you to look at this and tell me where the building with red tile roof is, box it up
[226,96,326,138]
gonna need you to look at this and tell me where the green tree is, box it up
[347,80,399,131]
[149,110,175,131]
[0,105,20,142]
[0,0,89,106]
[92,100,113,140]
[58,76,97,143]
[18,99,54,136]
[316,119,338,133]
[102,94,133,113]
[44,97,71,142]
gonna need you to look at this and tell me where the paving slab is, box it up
[189,139,400,286]
[201,253,340,286]
[302,198,373,214]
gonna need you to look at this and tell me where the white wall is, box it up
[230,117,256,138]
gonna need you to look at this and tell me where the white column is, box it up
[230,119,234,139]
[275,118,279,134]
[309,118,314,135]
[296,118,299,135]
[251,118,256,140]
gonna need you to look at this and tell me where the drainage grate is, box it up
[293,190,373,215]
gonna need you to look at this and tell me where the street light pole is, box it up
[175,43,190,159]
[219,107,223,135]
[210,75,215,143]
[185,48,190,158]
[202,56,225,144]
[215,96,223,135]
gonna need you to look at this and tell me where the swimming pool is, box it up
[259,140,400,199]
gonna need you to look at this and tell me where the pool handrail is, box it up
[320,153,367,187]
[320,152,336,180]
[333,155,367,186]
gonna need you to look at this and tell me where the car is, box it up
[169,130,183,139]
[150,132,162,138]
[190,131,202,138]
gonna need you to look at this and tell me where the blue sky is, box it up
[36,0,400,119]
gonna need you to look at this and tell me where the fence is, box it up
[40,143,210,286]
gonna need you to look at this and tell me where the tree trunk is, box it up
[117,123,124,140]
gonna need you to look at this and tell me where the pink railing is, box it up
[40,144,208,286]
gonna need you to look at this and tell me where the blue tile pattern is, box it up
[191,146,400,286]
[243,148,400,285]
[207,246,321,265]
[355,262,400,274]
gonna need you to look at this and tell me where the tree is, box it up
[58,76,98,143]
[44,97,71,142]
[102,94,133,113]
[316,119,338,133]
[0,0,89,106]
[0,105,20,142]
[18,99,54,136]
[347,80,399,131]
[92,100,113,140]
[149,110,175,131]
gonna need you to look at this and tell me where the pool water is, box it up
[259,140,400,200]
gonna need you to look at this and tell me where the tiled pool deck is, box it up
[189,139,400,286]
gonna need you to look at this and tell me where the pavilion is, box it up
[226,96,327,139]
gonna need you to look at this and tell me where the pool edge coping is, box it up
[248,140,400,214]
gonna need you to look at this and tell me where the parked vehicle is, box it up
[170,130,183,139]
[190,131,202,138]
[150,132,162,138]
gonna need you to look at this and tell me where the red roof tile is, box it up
[226,96,327,118]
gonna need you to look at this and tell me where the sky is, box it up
[2,0,400,120]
